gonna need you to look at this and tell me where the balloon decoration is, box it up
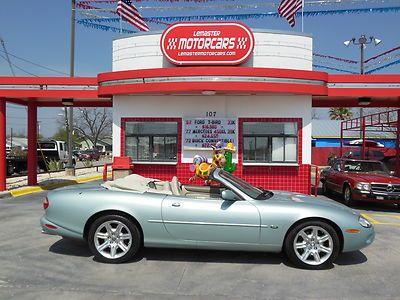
[189,141,236,184]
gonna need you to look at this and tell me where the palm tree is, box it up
[329,107,353,120]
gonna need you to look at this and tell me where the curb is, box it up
[7,174,109,198]
[0,191,12,199]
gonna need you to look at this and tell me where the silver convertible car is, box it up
[41,168,375,269]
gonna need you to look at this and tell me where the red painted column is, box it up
[396,110,400,177]
[27,101,37,186]
[0,98,6,191]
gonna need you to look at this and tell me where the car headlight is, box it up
[359,215,372,228]
[356,182,371,191]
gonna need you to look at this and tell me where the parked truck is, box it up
[6,140,75,176]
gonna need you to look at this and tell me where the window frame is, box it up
[242,121,299,164]
[124,121,178,163]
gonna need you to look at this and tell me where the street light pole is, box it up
[344,34,381,158]
[344,34,381,117]
[66,0,76,176]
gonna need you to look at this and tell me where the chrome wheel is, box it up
[293,225,333,266]
[94,220,133,260]
[343,185,353,205]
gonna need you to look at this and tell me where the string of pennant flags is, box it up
[77,0,400,10]
[77,6,400,23]
[76,0,400,73]
[312,65,358,74]
[77,0,399,4]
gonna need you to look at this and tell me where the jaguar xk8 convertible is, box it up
[41,168,375,269]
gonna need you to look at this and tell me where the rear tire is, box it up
[88,214,141,264]
[284,220,340,270]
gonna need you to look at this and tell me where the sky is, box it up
[0,0,399,137]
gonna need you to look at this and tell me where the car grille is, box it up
[371,183,400,194]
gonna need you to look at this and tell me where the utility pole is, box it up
[344,35,382,157]
[65,0,76,176]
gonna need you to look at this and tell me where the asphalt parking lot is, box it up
[1,186,400,300]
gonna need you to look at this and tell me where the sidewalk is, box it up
[1,166,108,198]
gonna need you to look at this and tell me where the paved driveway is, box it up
[0,187,399,299]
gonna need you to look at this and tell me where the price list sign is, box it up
[183,118,237,149]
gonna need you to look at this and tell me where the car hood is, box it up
[270,190,356,213]
[345,172,400,184]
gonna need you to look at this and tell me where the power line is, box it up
[0,48,69,76]
[0,37,15,76]
[0,53,38,77]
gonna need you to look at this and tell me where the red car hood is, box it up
[346,172,400,184]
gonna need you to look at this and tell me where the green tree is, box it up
[329,107,353,120]
[52,126,81,147]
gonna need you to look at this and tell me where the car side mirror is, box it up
[221,190,238,201]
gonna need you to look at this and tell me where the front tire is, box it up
[88,214,141,263]
[284,221,340,270]
[322,180,330,195]
[343,185,354,206]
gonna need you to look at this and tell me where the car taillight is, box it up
[43,197,49,210]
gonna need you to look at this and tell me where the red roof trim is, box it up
[98,81,327,97]
[98,67,328,83]
[0,77,98,85]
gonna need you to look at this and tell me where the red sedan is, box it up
[320,159,400,206]
[78,149,101,161]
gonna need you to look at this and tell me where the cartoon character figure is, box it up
[189,155,212,182]
[189,141,228,183]
[211,141,226,168]
[223,142,236,173]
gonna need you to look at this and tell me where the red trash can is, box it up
[112,156,134,180]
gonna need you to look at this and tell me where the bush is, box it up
[47,159,64,171]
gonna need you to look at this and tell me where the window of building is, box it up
[243,122,298,163]
[125,122,178,162]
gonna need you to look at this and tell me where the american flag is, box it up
[117,0,149,32]
[278,0,303,27]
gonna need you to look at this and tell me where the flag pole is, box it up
[301,0,305,32]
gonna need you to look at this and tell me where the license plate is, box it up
[376,196,384,200]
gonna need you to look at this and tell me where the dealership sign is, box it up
[183,118,237,149]
[160,22,254,65]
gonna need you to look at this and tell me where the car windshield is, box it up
[217,170,273,200]
[343,161,389,174]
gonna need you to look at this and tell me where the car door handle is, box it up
[172,203,181,207]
